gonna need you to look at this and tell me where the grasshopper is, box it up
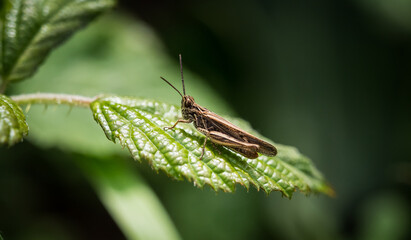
[161,54,277,159]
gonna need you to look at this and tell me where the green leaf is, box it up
[91,96,334,198]
[0,94,28,146]
[0,0,116,82]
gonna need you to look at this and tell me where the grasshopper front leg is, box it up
[164,119,192,130]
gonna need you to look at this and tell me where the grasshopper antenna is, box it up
[179,54,186,96]
[160,77,183,98]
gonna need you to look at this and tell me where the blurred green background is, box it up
[1,0,411,239]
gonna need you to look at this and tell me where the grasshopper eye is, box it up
[183,96,195,107]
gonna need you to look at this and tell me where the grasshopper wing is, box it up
[204,112,277,157]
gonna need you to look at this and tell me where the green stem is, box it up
[10,93,94,107]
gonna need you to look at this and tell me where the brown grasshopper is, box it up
[161,54,277,159]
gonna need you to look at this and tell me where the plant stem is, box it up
[10,93,94,108]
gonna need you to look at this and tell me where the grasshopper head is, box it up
[182,95,195,107]
[181,95,195,120]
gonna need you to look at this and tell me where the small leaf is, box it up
[91,96,333,198]
[0,0,116,82]
[0,94,28,146]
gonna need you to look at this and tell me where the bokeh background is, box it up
[1,0,411,239]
